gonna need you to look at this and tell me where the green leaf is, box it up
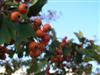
[35,60,47,75]
[62,46,70,56]
[17,49,23,58]
[16,22,35,44]
[3,15,16,40]
[50,28,57,41]
[93,45,100,52]
[74,52,83,63]
[0,25,11,44]
[0,14,3,28]
[74,31,84,38]
[49,40,60,53]
[84,64,92,74]
[81,49,100,63]
[27,59,39,74]
[35,71,45,75]
[83,56,93,62]
[0,14,16,44]
[0,23,10,44]
[77,65,84,74]
[74,31,86,43]
[27,0,47,17]
[8,50,15,58]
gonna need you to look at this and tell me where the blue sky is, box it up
[43,0,100,43]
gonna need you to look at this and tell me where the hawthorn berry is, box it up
[33,50,41,57]
[55,49,63,55]
[64,53,72,62]
[43,24,51,32]
[42,34,50,43]
[10,11,21,22]
[29,50,34,57]
[34,18,42,27]
[58,56,64,62]
[0,46,8,60]
[28,41,38,50]
[29,48,41,58]
[61,36,69,47]
[18,3,28,14]
[38,43,45,51]
[36,29,45,38]
[51,57,58,62]
[32,25,39,31]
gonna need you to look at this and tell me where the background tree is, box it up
[0,0,100,75]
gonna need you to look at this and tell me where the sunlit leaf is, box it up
[28,0,47,17]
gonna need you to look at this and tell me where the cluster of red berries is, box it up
[28,18,52,58]
[51,37,70,62]
[10,3,28,21]
[0,46,8,60]
[51,48,64,63]
[60,37,68,47]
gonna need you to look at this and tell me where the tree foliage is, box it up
[0,0,100,75]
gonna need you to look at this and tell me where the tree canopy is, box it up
[0,0,100,75]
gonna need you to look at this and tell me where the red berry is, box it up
[0,46,8,60]
[43,24,51,32]
[55,49,63,55]
[18,3,28,14]
[34,18,42,27]
[40,41,48,46]
[36,29,45,38]
[29,50,41,58]
[38,43,45,51]
[33,50,41,57]
[29,50,34,57]
[61,36,69,47]
[51,57,58,62]
[28,41,37,50]
[42,34,50,43]
[57,56,63,62]
[10,11,21,22]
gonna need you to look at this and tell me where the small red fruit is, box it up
[10,11,21,22]
[18,3,28,14]
[33,50,41,57]
[43,24,51,32]
[29,49,41,58]
[34,18,42,27]
[51,57,58,62]
[36,29,45,38]
[40,41,48,46]
[42,34,50,42]
[61,37,69,47]
[57,55,63,62]
[0,46,8,60]
[55,49,63,55]
[38,43,45,51]
[29,50,34,57]
[28,41,37,50]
